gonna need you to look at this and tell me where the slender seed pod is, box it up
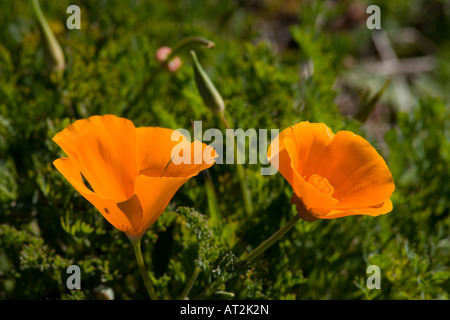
[31,0,65,73]
[190,50,225,115]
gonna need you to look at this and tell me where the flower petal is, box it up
[320,199,393,219]
[136,128,216,178]
[116,194,144,234]
[268,133,295,188]
[269,122,338,210]
[53,158,142,234]
[280,122,335,178]
[132,139,216,235]
[164,140,216,178]
[132,175,191,235]
[53,115,139,201]
[291,194,318,221]
[284,137,339,210]
[317,131,395,208]
[135,127,182,176]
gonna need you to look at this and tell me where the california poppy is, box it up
[268,121,394,221]
[53,114,216,237]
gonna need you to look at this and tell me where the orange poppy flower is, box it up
[268,121,395,221]
[53,114,216,236]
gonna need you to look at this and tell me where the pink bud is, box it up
[155,46,172,63]
[156,46,182,72]
[167,56,182,73]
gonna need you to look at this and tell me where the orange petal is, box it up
[276,122,335,178]
[269,122,338,210]
[317,131,395,208]
[53,158,142,234]
[268,122,337,210]
[136,128,216,178]
[136,127,183,177]
[164,140,216,178]
[291,194,318,221]
[117,194,144,234]
[132,138,216,235]
[132,175,191,235]
[284,137,339,210]
[268,137,294,187]
[53,115,139,201]
[320,199,393,219]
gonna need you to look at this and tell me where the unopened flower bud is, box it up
[167,56,182,73]
[32,0,65,73]
[190,50,225,114]
[155,46,172,63]
[155,46,182,72]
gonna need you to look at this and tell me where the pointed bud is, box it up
[190,50,224,114]
[31,0,65,73]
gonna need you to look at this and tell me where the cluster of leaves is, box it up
[0,0,449,299]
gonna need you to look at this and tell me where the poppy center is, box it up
[307,174,334,196]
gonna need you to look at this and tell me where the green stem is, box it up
[235,159,253,216]
[219,112,253,216]
[128,234,159,300]
[219,112,231,130]
[194,214,301,299]
[241,213,300,263]
[179,266,201,300]
[204,170,221,224]
[193,278,223,300]
[168,36,215,62]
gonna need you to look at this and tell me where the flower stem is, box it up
[179,266,201,300]
[194,214,300,300]
[128,234,159,300]
[242,213,300,263]
[203,170,221,224]
[219,112,253,216]
[169,36,215,62]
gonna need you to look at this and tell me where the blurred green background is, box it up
[0,0,448,299]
